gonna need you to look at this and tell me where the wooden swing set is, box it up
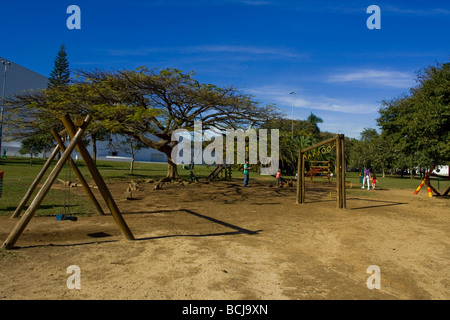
[2,114,134,250]
[296,134,346,208]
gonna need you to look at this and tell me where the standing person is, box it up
[361,167,371,190]
[276,168,282,187]
[359,168,364,187]
[372,173,377,190]
[243,161,250,187]
[2,149,6,159]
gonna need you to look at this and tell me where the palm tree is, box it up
[307,112,323,133]
[279,134,317,172]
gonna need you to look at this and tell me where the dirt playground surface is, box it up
[0,178,449,300]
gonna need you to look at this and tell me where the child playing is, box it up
[372,174,378,190]
[276,169,282,187]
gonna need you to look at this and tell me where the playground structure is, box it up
[414,162,450,197]
[207,164,232,182]
[297,134,346,208]
[2,114,135,250]
[305,161,331,183]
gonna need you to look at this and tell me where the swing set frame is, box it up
[2,114,134,250]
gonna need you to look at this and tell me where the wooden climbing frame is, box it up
[306,161,331,183]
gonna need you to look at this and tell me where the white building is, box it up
[0,56,167,163]
[0,56,48,156]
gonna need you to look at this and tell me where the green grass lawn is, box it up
[1,157,448,217]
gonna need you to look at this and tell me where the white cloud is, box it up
[227,0,273,5]
[326,69,414,88]
[108,45,308,61]
[108,48,170,56]
[384,5,450,16]
[184,45,304,58]
[245,85,381,138]
[127,0,275,7]
[246,85,379,114]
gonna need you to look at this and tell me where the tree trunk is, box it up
[160,144,179,180]
[130,158,135,175]
[91,133,97,164]
[166,157,179,179]
[163,146,179,180]
[132,134,179,180]
[129,142,135,175]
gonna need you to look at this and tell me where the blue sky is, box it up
[1,0,449,138]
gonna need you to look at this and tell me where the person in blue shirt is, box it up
[243,161,250,187]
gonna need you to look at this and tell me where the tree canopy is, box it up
[377,62,450,165]
[7,67,281,178]
[347,61,449,177]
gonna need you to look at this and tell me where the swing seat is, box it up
[56,214,77,221]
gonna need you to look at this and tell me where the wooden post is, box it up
[51,129,105,216]
[340,134,346,208]
[301,154,305,203]
[296,151,303,204]
[2,116,92,249]
[60,114,134,241]
[11,144,60,218]
[335,135,341,208]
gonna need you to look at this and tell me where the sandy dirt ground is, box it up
[0,177,449,300]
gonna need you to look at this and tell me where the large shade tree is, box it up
[7,67,280,179]
[377,62,450,168]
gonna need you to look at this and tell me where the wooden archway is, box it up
[296,134,346,208]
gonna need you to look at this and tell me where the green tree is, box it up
[48,44,71,88]
[307,112,324,134]
[372,132,394,178]
[9,67,280,179]
[19,133,54,165]
[348,128,379,170]
[108,135,148,175]
[262,118,318,173]
[378,62,450,170]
